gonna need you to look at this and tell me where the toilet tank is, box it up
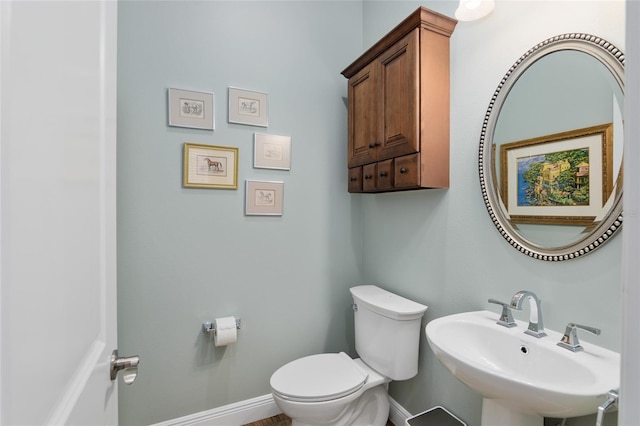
[350,285,428,381]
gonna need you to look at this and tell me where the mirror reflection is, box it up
[479,34,625,260]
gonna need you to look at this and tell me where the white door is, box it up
[0,1,127,424]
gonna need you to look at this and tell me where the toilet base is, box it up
[286,384,390,426]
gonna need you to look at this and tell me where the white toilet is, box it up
[270,285,428,426]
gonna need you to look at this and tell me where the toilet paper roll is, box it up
[214,316,237,347]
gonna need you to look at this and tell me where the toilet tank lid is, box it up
[350,285,428,320]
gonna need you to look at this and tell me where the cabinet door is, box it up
[348,61,381,167]
[348,167,363,193]
[377,29,420,161]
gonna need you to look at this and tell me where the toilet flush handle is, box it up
[352,303,358,312]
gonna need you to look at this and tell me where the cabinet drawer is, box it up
[394,153,420,188]
[376,159,394,191]
[348,167,363,193]
[362,163,378,192]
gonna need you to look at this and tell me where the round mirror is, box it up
[479,34,624,261]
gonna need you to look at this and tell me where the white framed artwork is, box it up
[168,88,214,130]
[228,87,268,127]
[254,133,291,170]
[245,180,284,216]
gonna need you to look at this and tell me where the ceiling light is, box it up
[455,0,495,21]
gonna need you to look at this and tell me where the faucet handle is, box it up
[488,299,517,328]
[596,389,619,426]
[557,322,602,352]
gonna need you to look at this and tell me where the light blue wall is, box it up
[117,2,363,424]
[117,1,625,426]
[361,1,624,425]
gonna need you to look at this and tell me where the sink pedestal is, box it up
[481,399,543,426]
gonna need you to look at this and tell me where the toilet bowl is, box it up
[270,353,389,426]
[270,285,428,426]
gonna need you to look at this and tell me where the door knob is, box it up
[110,349,140,385]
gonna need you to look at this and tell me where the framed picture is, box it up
[183,143,238,189]
[168,88,214,130]
[500,123,613,225]
[254,133,291,170]
[245,180,284,216]
[228,87,268,127]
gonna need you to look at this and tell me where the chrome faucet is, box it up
[557,322,601,352]
[488,299,516,328]
[510,290,547,338]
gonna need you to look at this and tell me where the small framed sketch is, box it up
[228,87,268,127]
[254,133,291,170]
[183,143,238,189]
[245,180,284,216]
[168,88,214,130]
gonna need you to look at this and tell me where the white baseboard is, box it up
[389,397,412,425]
[150,394,281,426]
[150,394,411,426]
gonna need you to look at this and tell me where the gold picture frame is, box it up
[183,143,238,189]
[500,123,613,225]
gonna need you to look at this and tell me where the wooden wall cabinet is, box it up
[341,7,456,193]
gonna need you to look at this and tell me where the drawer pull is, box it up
[364,174,372,180]
[379,171,388,177]
[349,177,357,182]
[400,167,407,174]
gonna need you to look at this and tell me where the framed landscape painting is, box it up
[500,123,613,225]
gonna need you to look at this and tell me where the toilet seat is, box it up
[270,352,369,403]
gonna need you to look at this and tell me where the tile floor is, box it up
[243,414,395,426]
[243,413,291,426]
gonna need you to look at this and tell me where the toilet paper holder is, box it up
[202,318,242,335]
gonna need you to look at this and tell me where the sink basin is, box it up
[425,310,620,422]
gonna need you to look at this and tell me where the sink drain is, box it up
[520,345,529,355]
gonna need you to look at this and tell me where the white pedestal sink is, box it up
[425,311,620,426]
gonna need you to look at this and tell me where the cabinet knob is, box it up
[364,174,372,180]
[379,171,388,177]
[399,167,407,174]
[368,141,381,149]
[349,177,357,182]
